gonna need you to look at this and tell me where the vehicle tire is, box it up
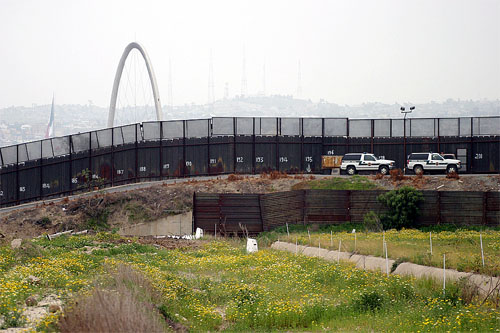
[346,166,356,176]
[413,165,424,175]
[446,165,457,174]
[379,165,389,175]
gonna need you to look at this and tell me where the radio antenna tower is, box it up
[262,63,266,96]
[297,60,302,98]
[168,57,173,112]
[241,46,247,97]
[208,50,215,104]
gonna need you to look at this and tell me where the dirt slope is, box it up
[1,174,497,239]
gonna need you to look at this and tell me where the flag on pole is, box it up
[45,95,55,139]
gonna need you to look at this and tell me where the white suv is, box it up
[341,153,395,175]
[407,152,461,175]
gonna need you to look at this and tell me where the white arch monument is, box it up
[108,42,162,128]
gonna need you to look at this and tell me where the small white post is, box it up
[383,231,385,255]
[443,253,446,296]
[286,223,289,237]
[480,233,485,267]
[429,232,433,255]
[354,231,357,252]
[308,229,311,244]
[214,224,217,239]
[384,241,389,277]
[330,230,333,247]
[337,239,342,262]
[295,237,298,255]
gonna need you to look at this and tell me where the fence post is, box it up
[483,192,487,225]
[302,189,307,225]
[276,118,279,172]
[370,119,374,153]
[16,144,20,205]
[111,128,114,186]
[88,132,92,191]
[470,117,474,173]
[39,140,43,201]
[234,117,239,174]
[347,190,352,223]
[159,121,163,180]
[437,191,441,225]
[252,117,255,174]
[69,136,73,195]
[437,118,441,153]
[300,118,304,173]
[258,193,265,232]
[192,192,196,234]
[182,120,186,178]
[207,119,211,176]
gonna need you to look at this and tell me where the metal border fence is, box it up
[1,116,499,207]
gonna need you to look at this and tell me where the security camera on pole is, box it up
[400,105,415,173]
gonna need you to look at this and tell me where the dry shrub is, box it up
[59,265,167,333]
[411,173,428,189]
[227,174,244,181]
[389,168,407,182]
[293,174,305,179]
[309,175,316,180]
[446,171,460,180]
[374,173,384,180]
[457,277,480,305]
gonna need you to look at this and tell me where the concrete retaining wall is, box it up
[118,211,192,236]
[271,241,500,296]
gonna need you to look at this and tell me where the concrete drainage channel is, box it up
[271,241,500,297]
[118,212,193,237]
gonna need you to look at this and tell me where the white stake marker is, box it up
[308,229,311,244]
[330,230,333,247]
[384,241,389,277]
[430,232,433,255]
[443,253,446,296]
[383,231,385,254]
[480,233,485,267]
[338,239,342,262]
[286,223,289,237]
[295,237,298,255]
[354,231,357,252]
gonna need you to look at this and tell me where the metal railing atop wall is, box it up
[1,116,499,207]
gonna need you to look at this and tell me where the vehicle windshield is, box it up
[432,154,444,161]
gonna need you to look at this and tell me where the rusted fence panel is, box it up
[193,189,500,234]
[304,190,349,224]
[193,193,262,235]
[260,190,304,231]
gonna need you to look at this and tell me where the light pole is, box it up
[401,106,415,172]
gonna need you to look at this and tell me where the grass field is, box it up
[1,233,499,331]
[292,174,380,190]
[261,226,500,277]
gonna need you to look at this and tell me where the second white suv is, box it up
[341,153,395,175]
[407,152,461,175]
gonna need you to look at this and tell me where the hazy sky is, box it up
[0,0,499,108]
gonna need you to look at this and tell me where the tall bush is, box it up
[377,186,424,230]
